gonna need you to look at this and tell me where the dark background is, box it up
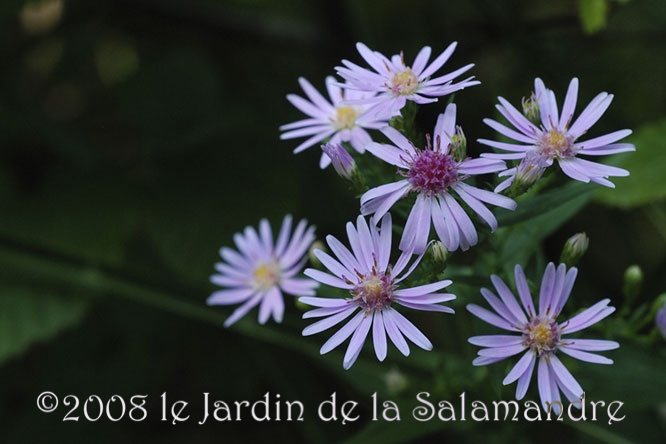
[1,0,665,442]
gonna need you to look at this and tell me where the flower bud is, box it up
[622,264,643,303]
[509,151,548,196]
[321,143,356,180]
[307,240,326,269]
[384,367,408,395]
[451,125,467,162]
[429,240,448,264]
[522,91,540,125]
[560,232,589,267]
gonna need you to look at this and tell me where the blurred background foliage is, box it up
[0,0,665,442]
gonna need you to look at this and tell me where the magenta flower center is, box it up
[350,270,395,312]
[388,68,419,96]
[522,316,561,356]
[252,260,281,291]
[407,149,459,195]
[537,128,576,160]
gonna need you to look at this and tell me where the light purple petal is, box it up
[565,339,619,351]
[382,308,410,356]
[399,193,432,253]
[468,335,524,347]
[326,235,363,274]
[538,263,557,317]
[559,346,614,364]
[304,268,353,289]
[490,274,528,324]
[390,309,433,350]
[549,354,584,402]
[515,354,536,400]
[467,304,517,331]
[503,350,536,385]
[280,277,318,297]
[343,313,373,369]
[207,288,254,306]
[478,343,526,358]
[394,280,452,298]
[561,299,615,333]
[568,92,613,138]
[373,311,387,361]
[320,310,366,354]
[299,296,349,308]
[303,304,358,336]
[552,267,578,316]
[224,292,264,327]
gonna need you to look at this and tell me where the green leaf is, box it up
[579,0,609,34]
[0,287,88,366]
[595,118,666,208]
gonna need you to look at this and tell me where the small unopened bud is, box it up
[430,241,448,263]
[623,264,643,303]
[307,240,326,268]
[509,151,548,196]
[451,125,467,162]
[384,367,408,395]
[322,143,356,180]
[522,92,540,125]
[560,232,589,267]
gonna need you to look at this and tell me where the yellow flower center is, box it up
[389,68,419,96]
[253,261,281,290]
[332,105,358,130]
[538,128,575,159]
[523,316,561,357]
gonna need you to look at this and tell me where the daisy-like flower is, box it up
[479,77,635,191]
[467,263,619,413]
[336,42,480,118]
[360,103,516,254]
[280,76,389,168]
[300,214,455,370]
[208,215,319,327]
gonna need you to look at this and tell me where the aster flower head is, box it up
[280,76,390,168]
[479,77,635,191]
[467,263,619,413]
[360,103,516,254]
[208,215,319,327]
[300,214,455,370]
[336,42,480,118]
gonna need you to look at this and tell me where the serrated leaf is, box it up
[0,288,88,366]
[595,118,666,208]
[579,0,609,34]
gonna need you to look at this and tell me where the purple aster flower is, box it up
[300,214,455,370]
[360,103,516,254]
[467,263,619,413]
[208,215,319,327]
[479,77,635,189]
[280,76,389,168]
[335,42,479,118]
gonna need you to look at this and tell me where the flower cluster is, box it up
[208,42,631,413]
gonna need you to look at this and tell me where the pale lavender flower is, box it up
[479,77,635,189]
[467,263,619,413]
[280,76,389,168]
[300,214,455,370]
[360,103,516,254]
[322,143,356,180]
[208,215,319,327]
[336,42,479,118]
[657,302,666,340]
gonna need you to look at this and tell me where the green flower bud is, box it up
[622,264,643,303]
[560,232,589,267]
[522,91,540,125]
